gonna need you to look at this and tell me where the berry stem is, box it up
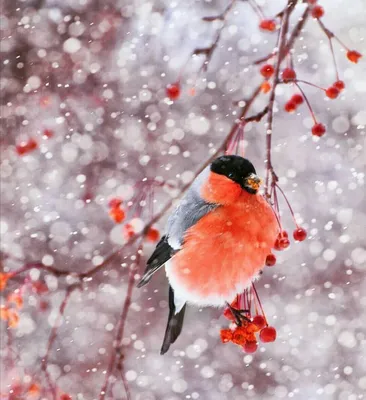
[275,183,298,226]
[252,283,267,324]
[295,79,324,91]
[294,82,318,124]
[248,0,265,20]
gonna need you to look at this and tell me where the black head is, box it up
[210,155,261,194]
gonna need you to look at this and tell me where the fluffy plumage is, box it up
[138,155,279,354]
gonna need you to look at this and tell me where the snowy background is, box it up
[1,0,366,399]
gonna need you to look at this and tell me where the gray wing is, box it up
[137,167,217,288]
[166,166,218,250]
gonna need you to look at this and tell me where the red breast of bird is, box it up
[165,169,279,308]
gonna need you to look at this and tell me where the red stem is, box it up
[294,82,317,123]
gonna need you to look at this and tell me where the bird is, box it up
[137,155,279,354]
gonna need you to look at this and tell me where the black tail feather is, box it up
[160,286,186,355]
[137,236,173,288]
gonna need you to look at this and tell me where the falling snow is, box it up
[0,0,366,399]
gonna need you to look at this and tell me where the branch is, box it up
[252,5,310,66]
[41,284,80,399]
[264,1,306,196]
[99,243,143,400]
[194,0,237,72]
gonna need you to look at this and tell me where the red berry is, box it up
[261,81,271,93]
[308,0,318,3]
[259,326,277,343]
[311,123,326,137]
[260,64,275,79]
[284,101,297,113]
[43,129,54,138]
[243,340,258,353]
[265,253,276,267]
[259,19,276,32]
[333,80,345,91]
[109,207,125,224]
[220,329,233,343]
[346,50,362,63]
[282,68,296,83]
[108,197,123,208]
[146,227,160,242]
[293,227,307,241]
[311,5,324,18]
[279,237,290,249]
[291,94,304,105]
[274,231,290,250]
[325,86,340,99]
[253,315,266,329]
[232,327,247,346]
[166,83,181,100]
[16,139,38,156]
[60,395,72,400]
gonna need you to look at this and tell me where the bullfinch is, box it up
[138,155,279,354]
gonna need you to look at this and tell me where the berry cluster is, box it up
[0,274,49,329]
[284,93,304,113]
[108,192,160,243]
[220,292,277,353]
[108,197,126,223]
[265,227,307,267]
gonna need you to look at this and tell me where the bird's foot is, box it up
[225,302,250,326]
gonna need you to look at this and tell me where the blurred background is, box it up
[1,0,365,399]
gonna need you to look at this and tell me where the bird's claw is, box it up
[226,302,250,326]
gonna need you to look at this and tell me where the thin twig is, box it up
[99,243,143,400]
[41,284,80,399]
[264,1,300,196]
